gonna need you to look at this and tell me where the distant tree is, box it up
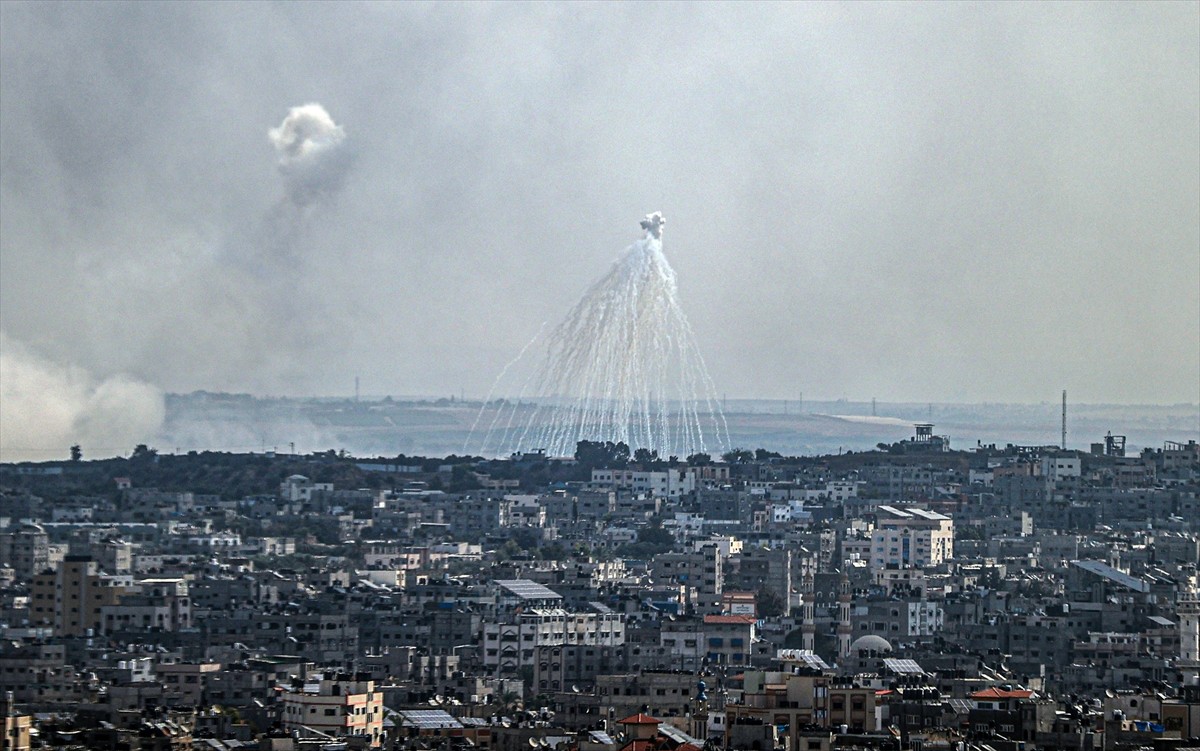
[722,448,753,463]
[539,542,568,561]
[450,465,481,491]
[615,522,677,558]
[686,452,712,466]
[636,524,675,548]
[494,539,524,561]
[574,440,605,466]
[754,448,782,462]
[574,440,632,469]
[612,441,631,466]
[70,445,82,462]
[130,444,157,461]
[756,586,787,618]
[633,447,659,465]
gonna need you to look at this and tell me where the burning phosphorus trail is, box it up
[464,320,548,452]
[478,212,728,458]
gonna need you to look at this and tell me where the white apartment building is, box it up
[590,469,695,498]
[483,579,625,674]
[1040,456,1082,481]
[870,506,954,569]
[482,607,625,673]
[279,475,334,503]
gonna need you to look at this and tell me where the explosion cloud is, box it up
[268,103,351,208]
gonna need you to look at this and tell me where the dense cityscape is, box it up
[2,3,1198,751]
[0,425,1197,750]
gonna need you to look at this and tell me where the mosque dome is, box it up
[850,635,893,654]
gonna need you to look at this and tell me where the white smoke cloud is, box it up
[268,103,351,207]
[0,331,165,461]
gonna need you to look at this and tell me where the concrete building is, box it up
[30,555,127,636]
[0,524,49,583]
[280,673,384,747]
[0,690,31,751]
[591,469,695,499]
[870,506,954,570]
[652,544,722,612]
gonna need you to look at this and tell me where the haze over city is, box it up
[1,2,1198,460]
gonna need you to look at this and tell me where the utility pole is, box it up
[1062,389,1067,450]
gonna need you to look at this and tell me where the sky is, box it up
[1,2,1198,458]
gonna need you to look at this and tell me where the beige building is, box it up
[0,690,31,751]
[281,673,384,747]
[30,556,127,636]
[157,662,222,707]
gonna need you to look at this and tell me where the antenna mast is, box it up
[1061,389,1067,449]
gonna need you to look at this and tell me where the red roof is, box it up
[703,614,757,625]
[970,687,1033,700]
[618,713,661,725]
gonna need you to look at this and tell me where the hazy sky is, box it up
[2,1,1198,451]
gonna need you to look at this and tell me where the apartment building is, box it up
[870,506,954,569]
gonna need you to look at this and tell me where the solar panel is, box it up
[948,699,973,715]
[496,579,564,600]
[398,710,463,729]
[796,653,831,671]
[883,658,925,675]
[777,649,832,671]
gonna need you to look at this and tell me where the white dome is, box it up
[850,635,893,654]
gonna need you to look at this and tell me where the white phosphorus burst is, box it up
[472,213,729,458]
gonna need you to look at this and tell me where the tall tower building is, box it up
[800,578,816,653]
[1179,585,1200,686]
[836,571,853,659]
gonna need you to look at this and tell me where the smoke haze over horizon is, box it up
[1,2,1198,459]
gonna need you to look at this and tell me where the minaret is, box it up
[801,574,816,652]
[1179,580,1200,686]
[836,571,853,659]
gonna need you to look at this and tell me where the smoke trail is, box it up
[464,321,547,453]
[478,213,729,458]
[268,103,351,208]
[0,331,165,461]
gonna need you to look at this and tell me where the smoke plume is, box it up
[268,103,351,208]
[0,332,165,462]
